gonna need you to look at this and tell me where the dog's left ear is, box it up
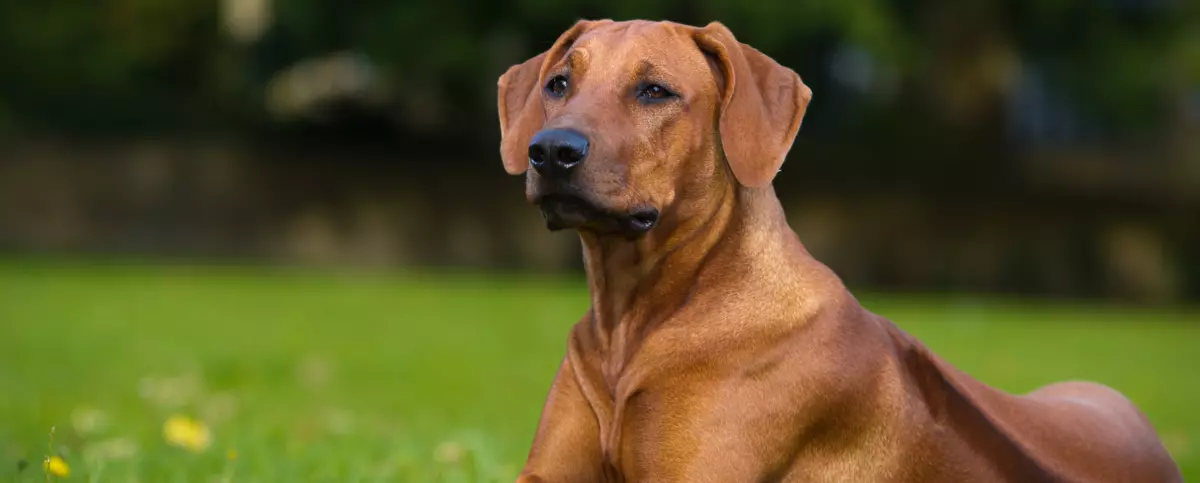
[497,20,605,175]
[693,22,812,188]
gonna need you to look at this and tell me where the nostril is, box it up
[558,147,583,166]
[528,144,547,167]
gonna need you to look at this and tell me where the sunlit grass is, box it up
[0,259,1196,480]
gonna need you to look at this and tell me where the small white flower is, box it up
[70,407,110,435]
[433,441,465,464]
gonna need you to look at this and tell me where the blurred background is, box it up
[0,0,1197,481]
[0,0,1197,302]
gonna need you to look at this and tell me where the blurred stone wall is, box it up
[0,138,1196,303]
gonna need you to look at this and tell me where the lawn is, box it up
[0,259,1196,481]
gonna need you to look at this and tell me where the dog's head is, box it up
[497,20,811,238]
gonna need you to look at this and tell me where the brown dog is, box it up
[496,19,1183,482]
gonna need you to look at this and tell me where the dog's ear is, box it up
[693,22,812,188]
[497,20,604,175]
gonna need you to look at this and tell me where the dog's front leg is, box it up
[518,356,606,483]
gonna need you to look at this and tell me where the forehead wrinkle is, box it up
[569,23,710,94]
[566,48,589,72]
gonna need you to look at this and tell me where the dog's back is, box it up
[874,317,1183,482]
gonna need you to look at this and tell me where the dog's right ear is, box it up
[497,20,604,175]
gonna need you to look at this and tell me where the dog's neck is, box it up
[577,176,801,378]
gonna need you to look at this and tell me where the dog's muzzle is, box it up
[535,192,659,238]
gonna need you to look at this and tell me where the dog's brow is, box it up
[633,60,666,80]
[629,59,683,92]
[566,49,589,71]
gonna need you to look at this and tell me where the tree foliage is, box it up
[0,0,1193,147]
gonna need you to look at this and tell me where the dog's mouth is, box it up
[535,193,659,238]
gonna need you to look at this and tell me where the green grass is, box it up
[0,259,1196,481]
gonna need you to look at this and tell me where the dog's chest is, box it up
[576,345,713,479]
[575,332,925,481]
[583,373,911,481]
[589,379,683,480]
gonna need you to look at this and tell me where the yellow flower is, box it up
[163,415,212,453]
[226,449,238,461]
[43,455,70,478]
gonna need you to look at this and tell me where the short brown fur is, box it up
[496,19,1183,483]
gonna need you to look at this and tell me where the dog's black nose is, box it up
[528,128,588,176]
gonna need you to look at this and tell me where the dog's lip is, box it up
[535,193,597,231]
[626,208,659,233]
[534,192,591,208]
[534,193,659,235]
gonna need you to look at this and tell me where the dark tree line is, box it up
[1,0,1191,154]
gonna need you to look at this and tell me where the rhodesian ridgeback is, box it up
[495,19,1183,482]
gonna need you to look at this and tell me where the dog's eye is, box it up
[546,75,569,98]
[637,84,675,103]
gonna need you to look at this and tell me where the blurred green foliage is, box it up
[0,0,1194,140]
